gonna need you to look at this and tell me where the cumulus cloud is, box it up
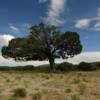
[75,19,91,29]
[75,7,100,31]
[67,52,100,64]
[0,34,100,66]
[0,54,49,67]
[0,34,14,50]
[39,0,67,26]
[9,25,19,32]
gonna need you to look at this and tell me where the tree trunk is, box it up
[49,58,55,72]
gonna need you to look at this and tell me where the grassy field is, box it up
[0,67,100,100]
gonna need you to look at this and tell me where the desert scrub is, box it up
[41,74,50,79]
[72,77,80,84]
[79,83,87,95]
[32,90,41,100]
[82,77,89,83]
[10,97,18,100]
[71,94,80,100]
[65,88,72,93]
[6,78,10,82]
[13,87,27,97]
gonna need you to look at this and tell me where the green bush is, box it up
[22,65,34,70]
[13,88,27,97]
[78,62,96,71]
[65,88,72,93]
[56,62,75,71]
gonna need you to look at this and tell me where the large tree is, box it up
[1,23,82,72]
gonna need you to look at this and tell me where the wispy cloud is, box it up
[75,19,91,29]
[75,7,100,31]
[8,23,31,36]
[9,24,19,32]
[39,0,67,26]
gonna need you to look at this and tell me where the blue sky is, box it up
[0,0,100,52]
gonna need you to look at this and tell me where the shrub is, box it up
[71,94,80,100]
[6,78,10,82]
[79,83,86,95]
[73,77,80,84]
[65,88,72,93]
[56,62,75,71]
[23,65,34,70]
[41,74,50,79]
[32,91,41,100]
[13,88,27,97]
[78,62,96,71]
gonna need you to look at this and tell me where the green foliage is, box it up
[13,88,27,97]
[78,62,97,71]
[1,23,82,71]
[0,65,34,71]
[56,62,76,71]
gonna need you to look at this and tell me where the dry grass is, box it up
[0,70,99,100]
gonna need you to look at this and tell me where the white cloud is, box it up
[0,54,49,67]
[75,7,100,31]
[0,34,100,66]
[94,22,100,31]
[75,19,91,29]
[39,0,67,26]
[67,52,100,64]
[0,34,14,50]
[46,0,66,26]
[9,25,19,32]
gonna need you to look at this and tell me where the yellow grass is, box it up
[0,70,100,100]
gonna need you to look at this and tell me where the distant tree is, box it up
[1,23,82,72]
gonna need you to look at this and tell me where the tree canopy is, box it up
[2,23,82,72]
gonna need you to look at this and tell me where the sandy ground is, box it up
[0,70,100,100]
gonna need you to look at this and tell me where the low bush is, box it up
[32,91,41,100]
[78,62,97,71]
[56,62,76,71]
[13,87,27,97]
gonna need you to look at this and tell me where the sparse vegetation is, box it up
[65,88,72,93]
[71,94,80,100]
[0,63,99,100]
[32,90,41,100]
[13,87,27,97]
[78,62,97,71]
[78,83,87,95]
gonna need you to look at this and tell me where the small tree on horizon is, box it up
[1,23,82,72]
